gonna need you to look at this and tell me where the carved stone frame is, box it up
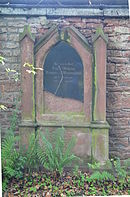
[19,25,109,164]
[34,26,92,123]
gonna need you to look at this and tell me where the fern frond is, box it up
[90,170,115,181]
[37,144,46,165]
[24,133,39,171]
[1,131,25,182]
[101,171,115,181]
[60,154,79,168]
[38,128,80,174]
[64,136,76,158]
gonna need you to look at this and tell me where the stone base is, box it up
[19,120,109,166]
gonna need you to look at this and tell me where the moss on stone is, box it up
[60,31,64,40]
[92,44,97,121]
[32,72,35,121]
[92,27,108,44]
[91,129,109,162]
[19,25,35,42]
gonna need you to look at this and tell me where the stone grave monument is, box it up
[19,25,109,165]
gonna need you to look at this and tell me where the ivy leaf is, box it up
[0,56,5,65]
[23,62,34,69]
[10,69,17,73]
[26,70,36,75]
[0,105,7,110]
[6,68,11,72]
[35,67,43,71]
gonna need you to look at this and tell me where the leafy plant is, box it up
[112,157,127,183]
[1,132,25,191]
[23,133,39,173]
[88,184,97,195]
[73,165,79,176]
[0,55,5,64]
[37,127,80,175]
[1,107,26,191]
[23,62,43,75]
[0,104,7,110]
[30,186,37,193]
[123,158,130,168]
[87,161,115,182]
[0,55,6,110]
[8,109,18,133]
[88,161,100,170]
[88,170,115,182]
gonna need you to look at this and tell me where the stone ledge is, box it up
[19,120,110,129]
[0,7,128,17]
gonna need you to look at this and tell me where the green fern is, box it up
[23,133,39,173]
[2,132,19,177]
[88,162,100,170]
[37,128,80,175]
[1,132,25,191]
[1,106,26,191]
[88,170,115,182]
[123,158,130,176]
[113,158,127,181]
[87,161,115,182]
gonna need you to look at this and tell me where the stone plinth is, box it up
[19,121,109,165]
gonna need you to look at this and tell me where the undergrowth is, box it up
[1,109,129,194]
[37,127,80,175]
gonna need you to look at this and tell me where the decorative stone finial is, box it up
[19,25,35,42]
[92,27,108,43]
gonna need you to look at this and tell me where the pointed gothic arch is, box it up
[34,25,92,122]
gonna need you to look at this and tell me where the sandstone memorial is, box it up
[0,0,129,166]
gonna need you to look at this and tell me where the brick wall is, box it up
[0,15,129,160]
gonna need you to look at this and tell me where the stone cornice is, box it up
[0,7,129,17]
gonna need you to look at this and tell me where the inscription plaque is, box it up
[44,41,84,102]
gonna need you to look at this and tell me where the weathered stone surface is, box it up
[65,129,92,160]
[45,92,83,113]
[20,30,34,121]
[0,7,129,17]
[93,29,107,122]
[19,126,35,150]
[0,80,20,93]
[7,27,18,33]
[8,34,19,42]
[36,125,108,164]
[106,63,115,74]
[92,129,109,164]
[5,42,19,49]
[0,15,129,161]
